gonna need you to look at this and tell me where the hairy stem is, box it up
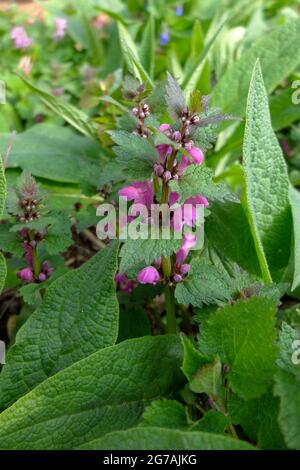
[164,285,177,334]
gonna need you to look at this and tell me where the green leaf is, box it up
[182,17,227,97]
[229,391,286,450]
[0,242,119,410]
[165,72,187,119]
[274,370,300,450]
[273,322,300,449]
[0,336,184,449]
[242,61,292,283]
[0,125,103,184]
[175,259,232,308]
[181,335,211,382]
[212,18,300,117]
[139,15,155,78]
[117,22,154,88]
[289,187,300,291]
[43,211,73,255]
[17,75,98,140]
[205,201,261,277]
[0,252,6,295]
[117,308,151,342]
[190,411,229,435]
[169,165,236,204]
[80,426,255,450]
[0,155,7,293]
[0,225,24,257]
[0,154,6,216]
[109,130,157,180]
[142,399,188,429]
[200,296,278,400]
[119,237,182,274]
[188,358,225,412]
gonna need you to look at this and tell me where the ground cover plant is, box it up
[0,0,300,451]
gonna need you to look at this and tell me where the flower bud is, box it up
[173,274,183,283]
[137,266,160,285]
[191,115,200,124]
[172,131,181,142]
[132,107,139,116]
[163,171,172,182]
[154,164,164,177]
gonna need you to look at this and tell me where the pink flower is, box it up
[11,27,32,49]
[176,233,197,265]
[17,267,34,283]
[177,147,204,176]
[170,192,208,231]
[115,273,135,293]
[137,266,160,285]
[53,17,68,41]
[188,146,204,165]
[17,56,32,76]
[157,123,172,163]
[119,181,154,209]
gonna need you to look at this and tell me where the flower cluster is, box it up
[9,173,54,285]
[11,26,32,49]
[53,17,68,41]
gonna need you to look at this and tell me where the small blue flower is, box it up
[160,32,170,46]
[175,5,183,16]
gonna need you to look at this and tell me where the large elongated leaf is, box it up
[0,155,6,216]
[242,61,292,282]
[0,242,119,410]
[0,336,184,450]
[200,296,278,400]
[0,155,6,293]
[0,252,6,295]
[0,125,103,184]
[289,187,300,291]
[205,201,261,277]
[212,18,300,117]
[117,22,154,88]
[80,427,255,450]
[17,75,98,140]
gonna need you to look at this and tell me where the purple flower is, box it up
[170,192,208,231]
[119,181,154,209]
[188,146,204,165]
[175,5,183,16]
[160,32,170,46]
[53,17,68,41]
[137,266,160,285]
[17,267,34,283]
[176,233,197,265]
[115,273,135,293]
[11,27,32,49]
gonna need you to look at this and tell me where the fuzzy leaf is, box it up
[191,411,229,434]
[119,237,181,274]
[205,201,261,277]
[0,242,119,410]
[169,165,236,203]
[242,61,292,282]
[165,72,187,118]
[142,399,188,429]
[0,225,24,257]
[229,391,286,450]
[109,130,157,180]
[289,187,300,291]
[0,336,184,449]
[80,427,255,450]
[0,252,6,295]
[0,154,6,216]
[175,259,232,308]
[200,297,278,400]
[212,18,300,117]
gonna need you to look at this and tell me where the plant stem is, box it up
[29,230,40,277]
[164,285,177,334]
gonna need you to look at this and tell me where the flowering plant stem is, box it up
[164,285,177,334]
[29,230,40,277]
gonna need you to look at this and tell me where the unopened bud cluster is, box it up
[132,102,151,138]
[19,197,41,223]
